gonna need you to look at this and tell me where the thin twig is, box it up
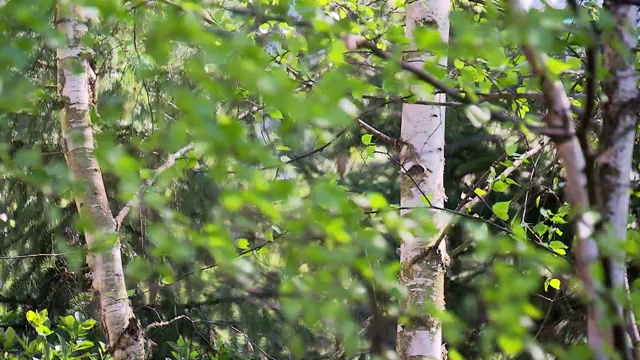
[0,253,71,260]
[462,138,549,212]
[145,314,189,332]
[357,119,396,144]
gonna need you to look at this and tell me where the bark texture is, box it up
[599,2,639,357]
[508,0,607,358]
[396,0,450,358]
[56,3,145,359]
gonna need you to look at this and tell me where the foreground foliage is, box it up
[0,0,639,359]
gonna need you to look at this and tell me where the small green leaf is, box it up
[270,109,284,119]
[474,188,486,196]
[497,335,524,356]
[505,144,518,155]
[504,178,519,186]
[365,145,375,157]
[492,180,509,193]
[237,238,249,250]
[492,201,510,220]
[421,194,434,205]
[361,134,373,145]
[222,194,243,212]
[549,240,568,249]
[549,240,567,255]
[26,311,36,323]
[549,278,561,290]
[368,193,388,210]
[547,57,575,75]
[464,105,491,128]
[75,340,95,351]
[533,223,548,235]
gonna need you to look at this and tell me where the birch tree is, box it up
[396,0,451,358]
[598,1,639,356]
[509,0,639,357]
[55,2,145,359]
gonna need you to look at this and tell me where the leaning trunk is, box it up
[55,3,145,359]
[599,1,639,356]
[396,0,450,358]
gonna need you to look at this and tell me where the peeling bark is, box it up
[396,0,450,358]
[55,2,145,359]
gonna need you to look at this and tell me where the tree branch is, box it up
[343,35,520,125]
[145,314,189,332]
[357,119,396,145]
[115,144,194,231]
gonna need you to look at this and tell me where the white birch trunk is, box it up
[56,2,145,359]
[599,2,639,355]
[397,0,450,358]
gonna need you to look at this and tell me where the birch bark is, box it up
[396,0,450,358]
[599,2,639,356]
[56,2,145,359]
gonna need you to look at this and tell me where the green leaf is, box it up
[421,194,434,206]
[549,241,567,255]
[547,57,576,75]
[237,238,249,250]
[533,223,548,235]
[549,240,568,255]
[492,201,511,220]
[474,188,486,196]
[222,194,243,212]
[548,278,561,290]
[504,178,519,186]
[492,180,509,193]
[549,240,567,249]
[26,311,36,323]
[361,134,373,145]
[368,193,388,210]
[497,334,524,356]
[74,340,95,351]
[464,105,491,128]
[365,145,375,157]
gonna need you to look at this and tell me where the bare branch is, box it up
[115,144,194,231]
[462,138,549,212]
[145,314,189,332]
[0,253,71,260]
[357,119,395,145]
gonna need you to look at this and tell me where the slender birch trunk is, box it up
[599,1,639,356]
[396,1,450,358]
[508,0,607,357]
[56,2,145,359]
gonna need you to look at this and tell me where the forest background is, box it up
[1,0,640,359]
